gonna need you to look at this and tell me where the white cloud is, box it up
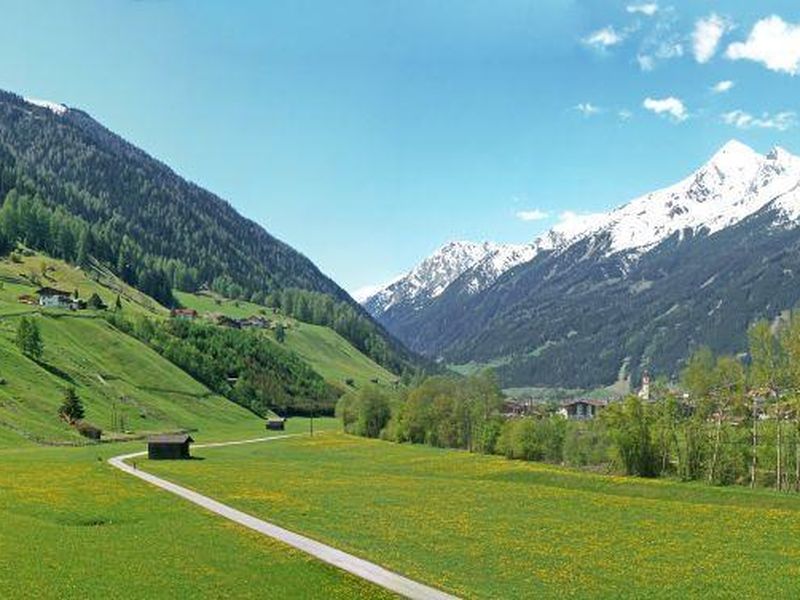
[712,80,734,93]
[722,110,797,131]
[583,26,624,50]
[643,96,688,122]
[618,109,633,121]
[627,3,658,17]
[516,209,550,222]
[692,13,732,63]
[637,54,656,71]
[574,102,601,116]
[636,10,683,71]
[726,15,800,75]
[637,42,682,72]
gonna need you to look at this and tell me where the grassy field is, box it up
[0,253,166,317]
[0,313,262,444]
[0,260,265,444]
[174,290,269,320]
[145,433,800,599]
[0,419,396,600]
[176,290,397,390]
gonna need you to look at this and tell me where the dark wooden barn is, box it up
[266,417,286,431]
[147,434,194,460]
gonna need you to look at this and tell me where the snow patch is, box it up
[24,97,68,116]
[363,140,800,314]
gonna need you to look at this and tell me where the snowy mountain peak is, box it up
[24,97,68,116]
[363,141,800,316]
[711,138,757,160]
[362,239,537,312]
[553,140,800,255]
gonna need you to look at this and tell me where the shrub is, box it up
[563,421,611,467]
[497,417,565,462]
[602,396,659,477]
[335,386,392,438]
[75,421,102,441]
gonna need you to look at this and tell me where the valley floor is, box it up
[0,419,395,600]
[144,433,800,599]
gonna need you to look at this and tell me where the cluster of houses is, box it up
[170,308,275,330]
[19,287,107,311]
[503,372,656,421]
[502,397,610,421]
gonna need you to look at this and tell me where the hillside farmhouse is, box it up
[558,399,606,420]
[37,287,73,309]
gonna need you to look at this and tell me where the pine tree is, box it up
[115,294,123,311]
[59,387,85,423]
[16,317,44,361]
[275,323,286,343]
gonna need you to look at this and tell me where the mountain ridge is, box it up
[362,140,800,388]
[364,139,800,317]
[0,89,421,375]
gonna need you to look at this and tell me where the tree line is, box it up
[106,314,339,417]
[265,287,421,377]
[338,312,800,491]
[0,92,421,378]
[0,188,421,376]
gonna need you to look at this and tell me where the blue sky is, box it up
[1,1,799,296]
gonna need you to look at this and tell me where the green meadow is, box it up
[0,419,396,600]
[146,433,800,599]
[176,290,396,390]
[0,313,257,444]
[0,254,166,317]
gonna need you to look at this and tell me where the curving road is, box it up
[108,434,459,600]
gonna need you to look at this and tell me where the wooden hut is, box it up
[147,434,194,460]
[266,417,286,431]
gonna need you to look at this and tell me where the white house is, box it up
[37,287,73,309]
[558,399,606,420]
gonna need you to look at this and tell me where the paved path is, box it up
[108,435,460,600]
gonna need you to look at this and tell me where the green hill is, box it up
[0,90,421,377]
[176,290,398,391]
[0,314,261,444]
[0,254,400,443]
[0,252,165,317]
[0,254,262,443]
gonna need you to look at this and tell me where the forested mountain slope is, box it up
[0,90,419,374]
[364,141,800,389]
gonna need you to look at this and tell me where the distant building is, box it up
[501,399,533,418]
[17,294,37,305]
[266,417,286,431]
[170,308,198,320]
[147,434,194,460]
[37,287,72,309]
[638,371,651,401]
[239,316,271,329]
[558,399,606,420]
[209,314,240,328]
[85,293,106,310]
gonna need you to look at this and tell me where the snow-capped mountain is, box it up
[554,139,800,256]
[363,140,800,389]
[364,140,800,318]
[363,241,537,315]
